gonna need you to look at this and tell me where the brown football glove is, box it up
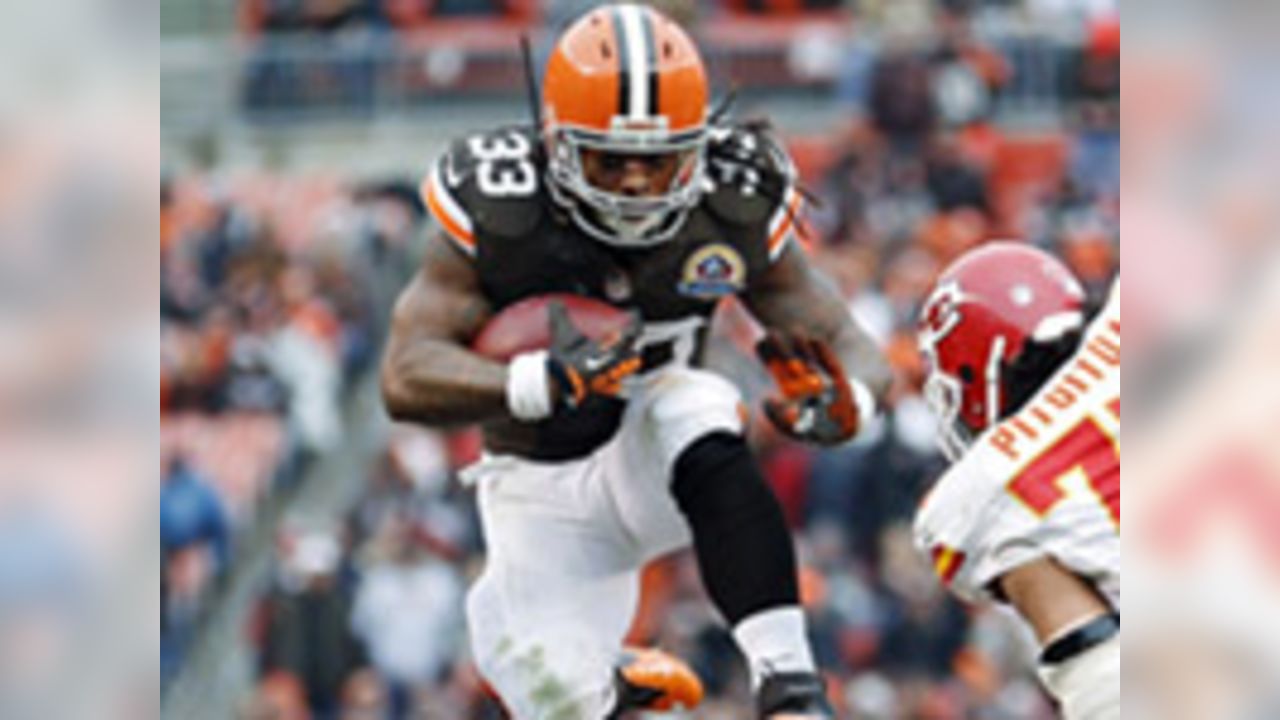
[756,331,861,445]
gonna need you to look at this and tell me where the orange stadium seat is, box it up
[785,135,839,186]
[225,173,346,251]
[166,174,348,253]
[987,134,1070,237]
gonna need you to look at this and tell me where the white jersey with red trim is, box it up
[915,282,1120,606]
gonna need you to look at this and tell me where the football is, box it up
[471,293,633,362]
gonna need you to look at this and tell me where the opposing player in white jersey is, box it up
[914,243,1119,720]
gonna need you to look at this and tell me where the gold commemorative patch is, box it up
[678,243,747,299]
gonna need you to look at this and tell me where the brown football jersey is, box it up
[422,123,804,459]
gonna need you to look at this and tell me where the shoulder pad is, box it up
[422,126,546,255]
[703,126,803,261]
[914,456,1001,601]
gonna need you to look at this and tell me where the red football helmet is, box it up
[918,242,1087,459]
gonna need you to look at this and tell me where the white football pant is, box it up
[463,367,743,719]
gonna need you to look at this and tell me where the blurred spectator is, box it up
[820,422,941,564]
[340,668,390,719]
[239,670,313,720]
[239,0,384,113]
[161,452,232,683]
[256,266,345,456]
[874,524,967,679]
[723,0,843,14]
[924,133,988,214]
[262,528,368,719]
[162,178,178,254]
[844,671,901,717]
[929,2,1010,129]
[868,48,937,153]
[352,428,475,558]
[1067,13,1120,202]
[812,125,877,247]
[163,545,215,686]
[1056,210,1118,300]
[388,0,526,25]
[161,454,232,572]
[1026,0,1115,29]
[796,523,884,672]
[350,514,466,718]
[240,0,383,35]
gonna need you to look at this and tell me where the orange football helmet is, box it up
[542,3,709,247]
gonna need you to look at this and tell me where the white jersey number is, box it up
[468,132,537,198]
[639,317,704,368]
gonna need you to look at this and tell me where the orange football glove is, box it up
[756,331,861,445]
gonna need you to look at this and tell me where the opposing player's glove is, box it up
[545,300,643,409]
[756,332,863,446]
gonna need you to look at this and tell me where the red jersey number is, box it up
[1007,401,1120,528]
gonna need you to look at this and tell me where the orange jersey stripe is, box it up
[421,173,476,253]
[767,190,802,258]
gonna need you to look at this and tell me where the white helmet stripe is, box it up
[985,335,1007,428]
[618,4,650,120]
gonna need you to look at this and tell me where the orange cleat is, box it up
[610,646,704,715]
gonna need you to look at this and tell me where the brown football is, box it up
[471,294,633,362]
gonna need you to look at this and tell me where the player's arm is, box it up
[742,242,892,444]
[999,557,1112,645]
[381,232,643,426]
[745,243,891,398]
[1000,558,1120,720]
[380,232,510,426]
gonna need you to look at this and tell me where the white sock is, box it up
[732,606,817,689]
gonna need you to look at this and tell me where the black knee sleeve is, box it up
[671,432,799,626]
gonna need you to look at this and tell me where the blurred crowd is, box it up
[234,0,845,36]
[234,0,1116,121]
[160,175,424,687]
[234,0,1112,34]
[162,0,1118,718]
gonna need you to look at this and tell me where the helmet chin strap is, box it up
[599,207,666,241]
[569,195,691,247]
[923,365,968,462]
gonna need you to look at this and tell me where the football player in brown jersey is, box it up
[382,5,891,718]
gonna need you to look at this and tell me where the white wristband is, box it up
[506,350,554,421]
[849,377,878,435]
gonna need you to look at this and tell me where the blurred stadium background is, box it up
[160,0,1118,717]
